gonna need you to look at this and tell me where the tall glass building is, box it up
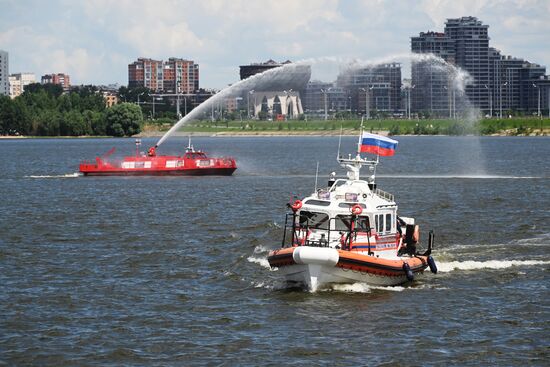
[411,16,549,116]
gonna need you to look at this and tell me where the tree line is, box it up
[0,83,142,137]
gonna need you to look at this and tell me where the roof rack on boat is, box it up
[337,153,378,182]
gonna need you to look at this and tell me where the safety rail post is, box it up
[281,214,290,247]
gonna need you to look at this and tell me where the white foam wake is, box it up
[379,174,542,179]
[437,259,550,273]
[253,245,271,254]
[247,256,272,269]
[327,283,372,293]
[26,173,81,178]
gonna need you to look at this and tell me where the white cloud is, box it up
[198,0,340,33]
[0,24,108,84]
[119,22,205,57]
[1,0,548,88]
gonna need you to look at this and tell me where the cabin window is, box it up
[299,211,330,230]
[304,199,331,207]
[197,159,212,167]
[334,215,370,232]
[375,214,384,233]
[385,213,392,232]
[374,213,393,233]
[166,160,183,168]
[338,203,366,209]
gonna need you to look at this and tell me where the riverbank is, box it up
[2,117,549,138]
[2,128,549,139]
[137,117,550,137]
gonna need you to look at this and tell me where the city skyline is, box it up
[1,0,549,89]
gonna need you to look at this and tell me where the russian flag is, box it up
[360,132,398,156]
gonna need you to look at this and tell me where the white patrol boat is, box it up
[268,132,437,291]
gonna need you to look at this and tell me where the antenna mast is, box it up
[337,124,343,160]
[314,161,319,192]
[356,116,364,155]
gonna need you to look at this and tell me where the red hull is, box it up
[80,147,237,176]
[81,167,237,176]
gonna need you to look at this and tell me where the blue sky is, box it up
[1,0,549,89]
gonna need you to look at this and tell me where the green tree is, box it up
[105,103,142,136]
[0,96,32,135]
[58,94,73,112]
[83,110,106,135]
[61,110,91,136]
[12,98,32,135]
[389,124,401,136]
[0,95,14,134]
[23,83,63,98]
[37,110,62,136]
[71,85,106,112]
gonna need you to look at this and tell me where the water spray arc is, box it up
[153,53,473,150]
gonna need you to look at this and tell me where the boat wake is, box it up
[326,283,409,293]
[436,259,550,273]
[26,173,82,179]
[236,174,543,179]
[379,174,543,179]
[247,255,273,270]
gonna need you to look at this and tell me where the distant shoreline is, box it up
[1,129,548,139]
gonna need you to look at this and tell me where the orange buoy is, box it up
[351,204,363,216]
[290,199,303,211]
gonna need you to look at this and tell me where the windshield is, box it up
[334,215,370,231]
[185,152,207,159]
[299,211,330,230]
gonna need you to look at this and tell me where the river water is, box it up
[1,136,549,366]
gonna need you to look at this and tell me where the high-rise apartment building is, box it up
[128,57,199,93]
[163,58,199,94]
[0,50,8,96]
[411,32,455,116]
[41,73,71,90]
[128,58,163,91]
[411,16,549,116]
[9,73,36,98]
[445,17,490,110]
[490,48,549,115]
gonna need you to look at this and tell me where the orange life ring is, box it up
[350,204,363,216]
[290,200,303,211]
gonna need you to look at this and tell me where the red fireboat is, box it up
[79,138,237,176]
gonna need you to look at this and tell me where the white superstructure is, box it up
[268,133,437,291]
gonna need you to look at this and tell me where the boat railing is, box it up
[281,214,372,250]
[375,188,394,202]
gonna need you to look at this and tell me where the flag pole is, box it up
[337,124,343,161]
[357,116,364,155]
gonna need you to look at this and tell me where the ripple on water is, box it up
[1,137,549,366]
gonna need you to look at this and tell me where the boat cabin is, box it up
[183,151,208,160]
[282,175,401,257]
